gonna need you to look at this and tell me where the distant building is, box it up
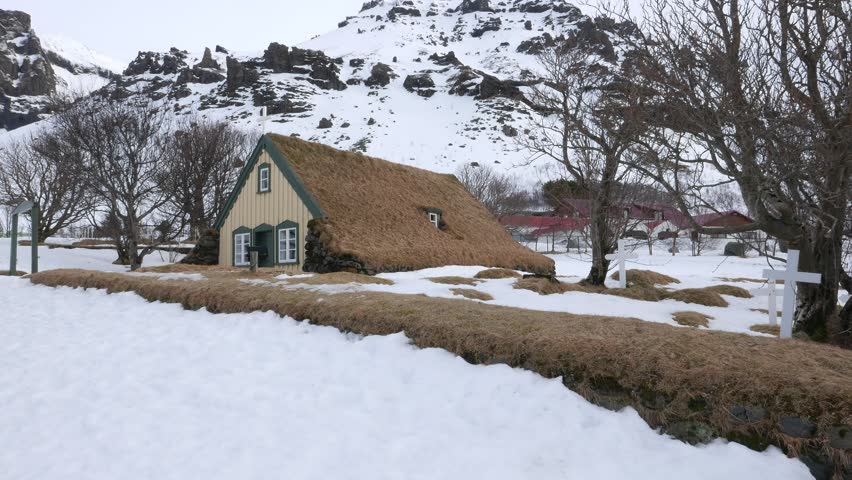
[501,198,756,250]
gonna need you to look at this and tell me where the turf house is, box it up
[214,134,554,275]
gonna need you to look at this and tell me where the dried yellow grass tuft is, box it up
[450,288,494,301]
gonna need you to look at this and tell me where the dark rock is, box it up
[197,47,219,69]
[318,117,333,129]
[360,0,382,12]
[729,405,767,424]
[403,73,435,93]
[263,42,291,72]
[124,49,188,76]
[457,0,493,13]
[664,421,718,445]
[502,125,518,137]
[428,51,463,66]
[517,33,561,55]
[829,425,852,450]
[176,66,225,85]
[338,19,350,28]
[341,122,351,128]
[471,17,502,38]
[367,117,376,125]
[365,63,397,87]
[180,229,220,265]
[349,58,365,68]
[388,6,421,20]
[478,73,523,100]
[449,67,481,96]
[524,19,533,30]
[778,417,817,439]
[724,242,747,257]
[346,78,362,86]
[225,57,259,92]
[215,45,229,54]
[310,63,347,91]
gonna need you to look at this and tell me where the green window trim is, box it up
[257,163,271,193]
[232,226,252,267]
[276,220,300,265]
[213,136,325,230]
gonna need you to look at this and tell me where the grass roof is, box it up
[266,134,554,275]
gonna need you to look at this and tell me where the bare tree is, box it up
[163,116,253,239]
[520,44,648,285]
[456,163,531,218]
[628,0,851,342]
[52,96,176,270]
[0,134,92,242]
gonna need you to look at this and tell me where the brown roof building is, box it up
[214,134,554,275]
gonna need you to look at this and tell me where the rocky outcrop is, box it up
[125,47,189,76]
[387,2,421,21]
[196,47,220,69]
[0,10,56,97]
[428,51,462,67]
[471,17,502,38]
[365,63,396,87]
[261,43,347,91]
[225,56,259,92]
[403,73,436,97]
[457,0,494,14]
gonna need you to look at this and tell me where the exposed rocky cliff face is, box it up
[0,9,118,131]
[0,10,56,130]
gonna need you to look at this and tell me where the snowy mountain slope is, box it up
[5,0,639,179]
[94,0,638,179]
[40,34,121,96]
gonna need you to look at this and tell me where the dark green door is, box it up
[254,229,274,268]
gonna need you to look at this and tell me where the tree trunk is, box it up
[584,212,611,285]
[794,230,844,343]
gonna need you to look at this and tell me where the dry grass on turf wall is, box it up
[473,268,522,280]
[449,288,494,301]
[28,269,852,474]
[672,311,712,328]
[513,277,734,307]
[610,269,680,287]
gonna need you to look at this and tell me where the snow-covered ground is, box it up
[263,248,795,336]
[0,276,811,479]
[0,238,182,272]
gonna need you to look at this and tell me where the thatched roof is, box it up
[266,134,554,274]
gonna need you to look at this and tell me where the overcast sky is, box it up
[14,0,643,66]
[13,0,366,63]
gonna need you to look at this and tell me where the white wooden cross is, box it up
[751,280,785,326]
[606,239,639,288]
[762,250,821,339]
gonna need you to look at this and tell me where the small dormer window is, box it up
[426,208,442,228]
[428,212,440,227]
[258,164,271,193]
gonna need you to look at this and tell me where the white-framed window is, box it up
[278,227,297,263]
[428,212,440,228]
[234,232,251,266]
[259,166,270,192]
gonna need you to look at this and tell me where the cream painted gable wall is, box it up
[218,149,315,272]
